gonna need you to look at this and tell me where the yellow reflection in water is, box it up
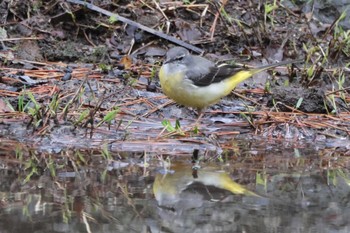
[153,162,258,208]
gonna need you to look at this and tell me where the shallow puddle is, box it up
[0,138,349,233]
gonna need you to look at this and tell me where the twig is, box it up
[0,37,44,41]
[151,0,170,34]
[326,87,350,96]
[131,41,155,55]
[66,0,203,53]
[83,30,96,47]
[142,99,174,117]
[232,92,260,105]
[209,0,228,41]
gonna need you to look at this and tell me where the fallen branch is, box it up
[66,0,203,54]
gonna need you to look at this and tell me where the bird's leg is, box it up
[194,108,204,126]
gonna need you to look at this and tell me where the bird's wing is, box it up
[187,62,245,87]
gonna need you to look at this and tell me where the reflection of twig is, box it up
[66,0,203,53]
[117,182,141,218]
[82,212,92,233]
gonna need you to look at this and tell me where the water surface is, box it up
[0,138,349,233]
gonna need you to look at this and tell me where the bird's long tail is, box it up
[225,58,303,90]
[249,58,304,75]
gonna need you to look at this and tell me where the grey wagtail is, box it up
[159,46,302,114]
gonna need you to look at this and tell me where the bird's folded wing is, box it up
[188,64,244,87]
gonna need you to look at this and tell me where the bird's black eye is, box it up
[174,54,185,61]
[164,53,186,64]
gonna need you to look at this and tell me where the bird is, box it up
[159,46,302,116]
[153,161,259,209]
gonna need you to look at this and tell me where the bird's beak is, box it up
[163,58,172,64]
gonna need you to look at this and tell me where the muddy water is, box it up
[0,139,349,233]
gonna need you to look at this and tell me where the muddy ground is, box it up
[0,0,350,152]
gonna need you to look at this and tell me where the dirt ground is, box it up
[0,0,350,151]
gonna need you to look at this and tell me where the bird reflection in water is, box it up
[153,158,259,210]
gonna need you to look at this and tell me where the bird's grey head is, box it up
[164,47,190,64]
